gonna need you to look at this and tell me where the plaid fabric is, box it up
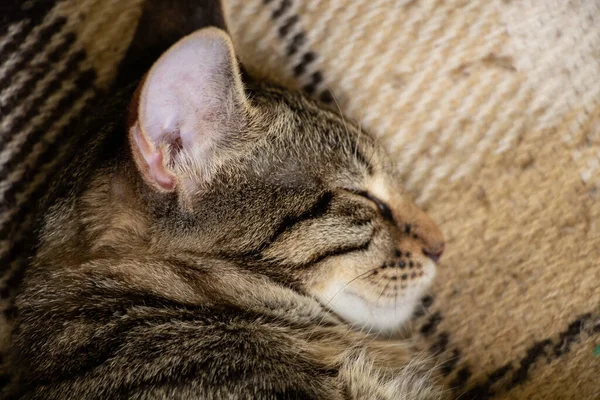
[1,1,599,398]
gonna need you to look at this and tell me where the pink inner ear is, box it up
[146,148,176,191]
[131,124,176,191]
[132,28,246,191]
[140,29,240,157]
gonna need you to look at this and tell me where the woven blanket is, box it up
[1,0,599,398]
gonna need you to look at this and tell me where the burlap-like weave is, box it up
[1,1,598,398]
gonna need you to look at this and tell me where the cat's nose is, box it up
[386,186,445,263]
[422,243,444,263]
[407,205,445,263]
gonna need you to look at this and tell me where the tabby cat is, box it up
[10,1,446,398]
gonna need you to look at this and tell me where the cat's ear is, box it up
[129,28,248,192]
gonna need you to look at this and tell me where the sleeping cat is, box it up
[10,1,445,398]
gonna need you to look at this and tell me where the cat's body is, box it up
[9,1,445,399]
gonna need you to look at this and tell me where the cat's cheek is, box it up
[305,259,436,333]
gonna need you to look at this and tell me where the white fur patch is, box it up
[314,260,436,333]
[366,174,391,203]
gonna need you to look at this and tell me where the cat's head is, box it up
[128,28,444,333]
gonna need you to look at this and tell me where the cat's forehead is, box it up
[259,91,375,160]
[215,85,394,195]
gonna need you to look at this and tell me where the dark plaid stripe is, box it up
[0,0,59,36]
[265,0,333,103]
[0,31,76,125]
[0,17,67,97]
[0,191,37,258]
[0,50,87,176]
[0,227,33,298]
[0,67,95,208]
[420,311,442,336]
[0,88,98,311]
[286,32,305,56]
[452,312,600,399]
[0,20,33,57]
[0,93,99,283]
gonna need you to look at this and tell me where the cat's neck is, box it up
[35,144,152,266]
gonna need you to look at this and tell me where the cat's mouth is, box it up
[311,259,436,333]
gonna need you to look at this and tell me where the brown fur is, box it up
[9,1,446,399]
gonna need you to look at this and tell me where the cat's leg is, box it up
[338,350,444,400]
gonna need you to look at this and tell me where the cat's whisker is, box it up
[339,318,363,342]
[304,266,381,343]
[357,317,379,350]
[394,268,399,319]
[352,114,363,167]
[322,266,381,309]
[330,92,366,175]
[376,275,393,307]
[329,90,350,140]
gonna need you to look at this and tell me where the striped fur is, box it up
[7,1,445,398]
[2,0,599,398]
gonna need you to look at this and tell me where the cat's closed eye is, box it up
[345,189,395,223]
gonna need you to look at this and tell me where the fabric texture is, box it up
[1,0,599,398]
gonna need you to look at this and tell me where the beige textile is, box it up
[0,1,598,398]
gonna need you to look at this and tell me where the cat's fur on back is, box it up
[10,1,446,399]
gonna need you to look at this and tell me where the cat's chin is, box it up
[328,291,418,334]
[313,266,435,334]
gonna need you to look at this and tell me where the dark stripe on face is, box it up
[261,191,335,250]
[347,190,395,223]
[307,239,371,266]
